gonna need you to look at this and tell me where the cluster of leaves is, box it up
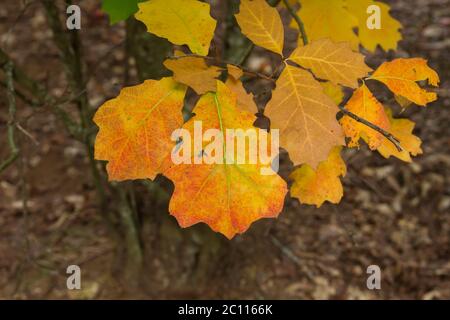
[96,0,440,239]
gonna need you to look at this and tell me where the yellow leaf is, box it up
[377,108,422,162]
[94,78,187,181]
[294,0,359,50]
[394,94,413,109]
[163,81,287,239]
[135,0,216,56]
[235,0,284,55]
[290,146,346,207]
[289,38,372,88]
[164,56,222,94]
[344,0,402,52]
[369,58,439,106]
[321,81,344,105]
[340,84,390,149]
[227,64,244,80]
[225,78,258,114]
[265,64,344,168]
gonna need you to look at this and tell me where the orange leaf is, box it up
[265,64,344,168]
[225,80,258,114]
[369,58,440,106]
[164,56,222,94]
[235,0,284,55]
[94,77,187,181]
[289,39,372,88]
[290,146,346,207]
[377,108,422,162]
[163,81,287,239]
[321,81,344,105]
[227,64,244,80]
[340,84,390,149]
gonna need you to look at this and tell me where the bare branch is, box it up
[0,48,81,137]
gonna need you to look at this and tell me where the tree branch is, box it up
[167,53,276,82]
[282,0,308,45]
[41,0,107,206]
[339,106,403,152]
[0,62,19,173]
[0,48,81,137]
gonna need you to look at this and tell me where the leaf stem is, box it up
[282,0,308,45]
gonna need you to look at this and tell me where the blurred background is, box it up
[0,0,449,299]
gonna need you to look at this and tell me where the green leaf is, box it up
[102,0,146,24]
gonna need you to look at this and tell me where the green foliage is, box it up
[102,0,145,24]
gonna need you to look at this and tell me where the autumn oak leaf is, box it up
[227,64,244,81]
[377,108,423,162]
[369,58,440,106]
[265,64,344,168]
[289,39,372,89]
[290,147,346,207]
[294,0,359,50]
[163,81,287,239]
[321,81,345,105]
[164,56,222,94]
[135,0,216,56]
[225,65,258,114]
[94,77,187,181]
[340,84,390,150]
[235,0,285,55]
[344,0,402,52]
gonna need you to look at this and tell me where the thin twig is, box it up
[0,48,81,137]
[270,235,301,265]
[282,0,308,45]
[167,53,275,82]
[339,106,403,152]
[16,123,39,146]
[0,62,19,173]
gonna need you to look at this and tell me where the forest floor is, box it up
[0,0,449,299]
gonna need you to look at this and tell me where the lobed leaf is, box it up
[225,65,258,114]
[377,108,422,162]
[290,146,346,207]
[340,84,390,149]
[94,78,186,181]
[344,0,402,52]
[294,0,359,50]
[369,58,440,106]
[164,56,222,94]
[265,64,344,168]
[163,81,287,239]
[289,39,372,88]
[135,0,216,56]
